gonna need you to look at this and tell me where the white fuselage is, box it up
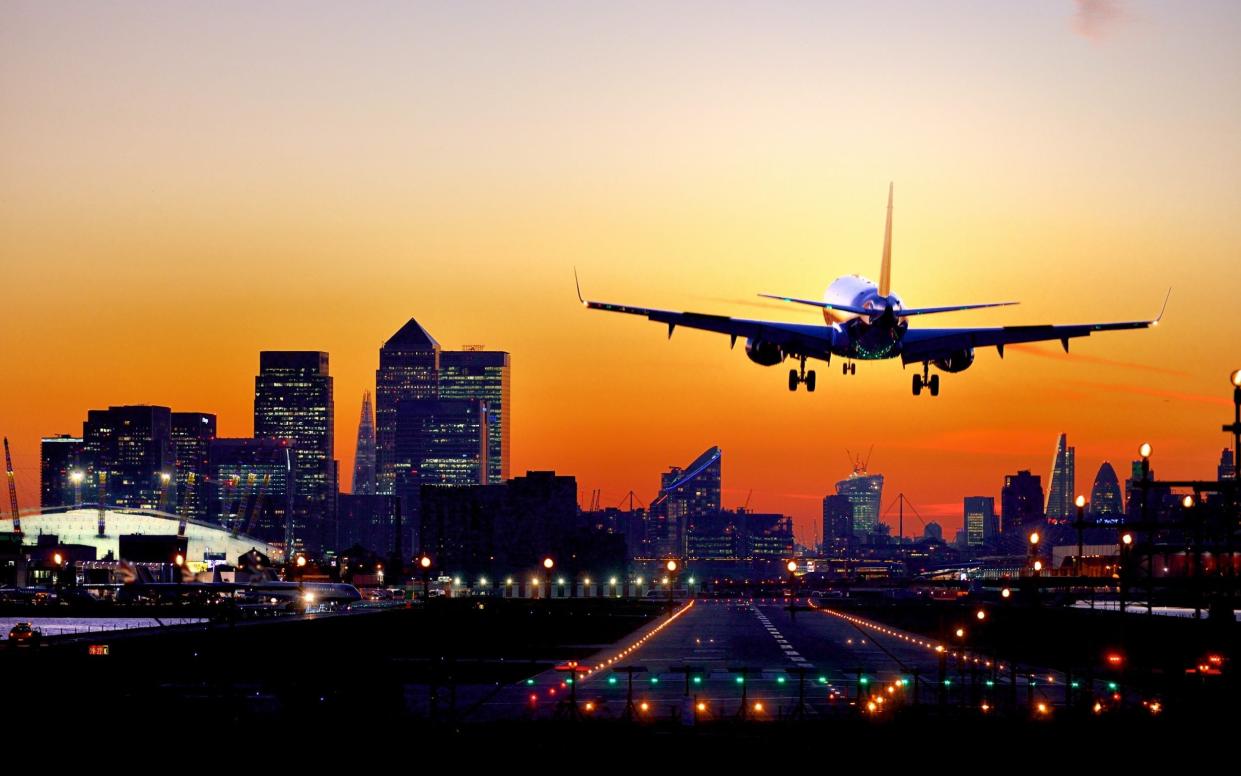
[823,275,903,325]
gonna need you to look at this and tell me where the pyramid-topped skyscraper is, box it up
[375,319,440,496]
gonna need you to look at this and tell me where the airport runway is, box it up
[472,597,1071,721]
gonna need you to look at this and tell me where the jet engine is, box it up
[933,349,975,373]
[744,338,785,366]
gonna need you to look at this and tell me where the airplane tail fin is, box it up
[878,182,893,297]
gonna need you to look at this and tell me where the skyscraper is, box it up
[171,412,216,524]
[1045,433,1075,523]
[1089,461,1124,521]
[81,405,176,510]
[40,435,82,509]
[208,437,294,544]
[376,319,440,496]
[1219,448,1236,481]
[254,351,334,553]
[963,496,996,547]
[836,462,884,537]
[351,391,376,495]
[1001,470,1043,534]
[649,446,722,557]
[821,493,853,557]
[395,398,489,551]
[440,349,511,483]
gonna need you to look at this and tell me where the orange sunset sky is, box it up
[2,2,1239,544]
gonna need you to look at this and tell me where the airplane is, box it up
[576,184,1168,397]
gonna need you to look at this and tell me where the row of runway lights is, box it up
[813,605,1156,716]
[524,598,1145,718]
[814,604,1009,675]
[528,599,697,705]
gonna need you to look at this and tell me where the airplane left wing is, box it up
[577,277,839,360]
[899,293,1169,364]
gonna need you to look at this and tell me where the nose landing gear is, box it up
[788,357,817,392]
[912,363,940,397]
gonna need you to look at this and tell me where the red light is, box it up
[1106,653,1123,666]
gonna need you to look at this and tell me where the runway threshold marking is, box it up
[752,605,813,667]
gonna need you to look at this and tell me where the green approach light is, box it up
[608,676,617,685]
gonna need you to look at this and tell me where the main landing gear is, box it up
[788,357,816,392]
[842,361,856,376]
[912,362,940,397]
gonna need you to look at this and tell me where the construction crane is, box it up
[4,437,21,535]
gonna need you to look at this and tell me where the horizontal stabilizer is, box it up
[759,293,1017,318]
[896,301,1019,317]
[757,293,872,315]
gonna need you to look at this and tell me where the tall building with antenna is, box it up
[351,391,376,495]
[1045,432,1075,524]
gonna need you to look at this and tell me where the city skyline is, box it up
[7,322,1235,545]
[3,2,1240,543]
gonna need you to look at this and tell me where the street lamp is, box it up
[418,554,432,601]
[1074,495,1087,577]
[69,469,84,506]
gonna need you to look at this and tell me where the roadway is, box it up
[472,597,1074,722]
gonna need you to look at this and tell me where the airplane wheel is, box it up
[850,363,857,375]
[929,374,940,397]
[806,371,816,392]
[842,363,849,375]
[912,374,923,396]
[789,369,799,392]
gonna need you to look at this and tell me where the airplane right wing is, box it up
[899,292,1169,364]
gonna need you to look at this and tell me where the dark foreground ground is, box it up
[5,596,1236,761]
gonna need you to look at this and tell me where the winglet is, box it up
[573,267,586,306]
[1153,287,1171,324]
